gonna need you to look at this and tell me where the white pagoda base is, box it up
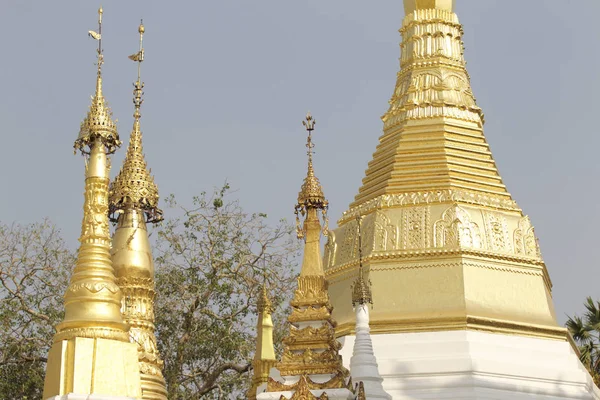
[338,330,600,399]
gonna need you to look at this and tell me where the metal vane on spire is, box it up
[295,112,329,239]
[109,21,163,224]
[351,215,372,307]
[75,6,121,155]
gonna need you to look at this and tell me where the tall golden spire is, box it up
[323,1,563,343]
[247,285,277,400]
[43,8,141,399]
[109,21,167,400]
[263,114,351,399]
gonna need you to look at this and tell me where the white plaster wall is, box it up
[339,330,600,400]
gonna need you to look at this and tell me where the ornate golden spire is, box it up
[248,284,277,400]
[109,21,168,400]
[351,216,372,307]
[295,112,328,239]
[109,20,162,224]
[264,114,351,399]
[43,8,141,399]
[75,6,121,155]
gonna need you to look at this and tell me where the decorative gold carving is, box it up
[269,372,349,392]
[68,281,120,294]
[514,216,541,258]
[338,221,359,265]
[52,327,130,343]
[340,190,519,225]
[373,211,398,252]
[288,306,332,324]
[291,276,330,307]
[483,211,512,253]
[282,325,334,347]
[434,205,482,249]
[276,376,329,400]
[323,231,337,271]
[402,206,430,249]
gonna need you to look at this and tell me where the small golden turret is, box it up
[264,114,351,399]
[247,285,277,400]
[43,8,141,399]
[109,21,167,400]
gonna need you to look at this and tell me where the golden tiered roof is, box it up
[351,1,509,208]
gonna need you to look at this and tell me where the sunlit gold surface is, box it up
[43,8,141,399]
[248,286,277,400]
[109,22,167,400]
[326,2,566,343]
[265,116,349,396]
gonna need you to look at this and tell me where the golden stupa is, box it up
[43,8,142,399]
[324,0,563,341]
[109,21,168,400]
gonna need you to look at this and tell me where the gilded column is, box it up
[247,286,277,400]
[43,8,141,400]
[109,22,168,400]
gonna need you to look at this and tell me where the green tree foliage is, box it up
[0,186,299,399]
[566,297,600,386]
[155,185,299,399]
[0,220,73,399]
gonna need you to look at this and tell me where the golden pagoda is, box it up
[43,8,142,399]
[258,114,352,400]
[325,0,561,340]
[247,285,277,400]
[325,1,600,398]
[109,22,168,400]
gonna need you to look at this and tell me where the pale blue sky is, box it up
[0,1,599,324]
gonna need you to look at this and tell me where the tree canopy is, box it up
[566,297,600,386]
[0,186,299,399]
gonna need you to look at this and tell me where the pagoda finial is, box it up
[75,6,121,155]
[403,0,454,14]
[109,20,163,224]
[351,216,372,307]
[295,112,328,239]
